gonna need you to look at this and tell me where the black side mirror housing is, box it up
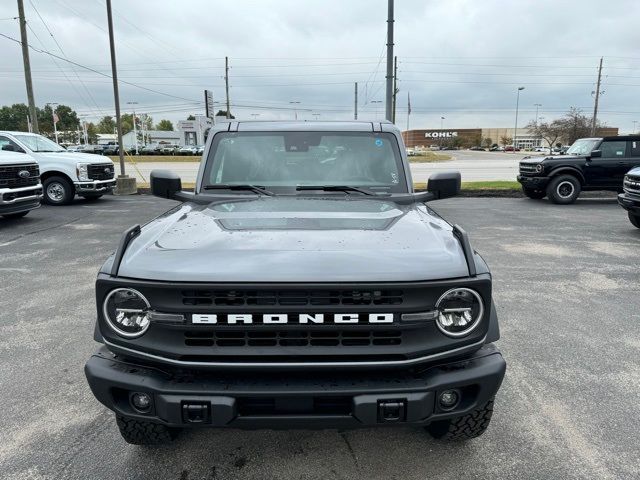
[150,169,182,200]
[427,171,462,199]
[590,149,602,158]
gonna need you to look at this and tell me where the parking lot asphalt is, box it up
[1,194,639,480]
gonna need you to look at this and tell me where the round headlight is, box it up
[435,288,484,337]
[536,163,544,173]
[103,288,151,338]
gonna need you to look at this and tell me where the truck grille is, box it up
[0,164,39,188]
[519,163,539,174]
[87,163,115,180]
[182,289,404,306]
[184,329,402,347]
[624,174,640,196]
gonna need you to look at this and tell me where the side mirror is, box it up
[427,171,461,199]
[150,169,182,200]
[590,150,602,158]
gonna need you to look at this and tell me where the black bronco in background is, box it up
[618,166,640,228]
[85,121,506,445]
[517,136,640,204]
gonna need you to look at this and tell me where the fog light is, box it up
[131,392,151,412]
[439,390,459,409]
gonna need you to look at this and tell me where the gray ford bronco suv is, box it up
[85,121,506,445]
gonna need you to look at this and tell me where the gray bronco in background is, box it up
[85,121,506,445]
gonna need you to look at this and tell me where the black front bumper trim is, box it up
[85,345,506,429]
[618,193,640,214]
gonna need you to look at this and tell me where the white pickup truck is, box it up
[0,150,43,219]
[0,131,116,205]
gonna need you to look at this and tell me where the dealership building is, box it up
[402,127,619,149]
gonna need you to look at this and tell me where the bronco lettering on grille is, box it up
[191,313,394,325]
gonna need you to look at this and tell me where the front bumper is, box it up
[74,179,116,193]
[85,345,505,429]
[0,184,43,214]
[517,175,549,189]
[618,193,640,214]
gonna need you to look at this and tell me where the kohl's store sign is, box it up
[425,131,458,138]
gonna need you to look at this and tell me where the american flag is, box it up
[52,112,59,124]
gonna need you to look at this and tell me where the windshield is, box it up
[203,131,406,193]
[566,139,600,156]
[14,134,65,152]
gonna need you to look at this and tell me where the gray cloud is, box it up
[1,0,639,132]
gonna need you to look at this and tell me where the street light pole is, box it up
[127,101,138,155]
[514,87,525,149]
[633,120,638,134]
[534,103,542,125]
[289,101,301,120]
[47,102,59,144]
[440,116,445,149]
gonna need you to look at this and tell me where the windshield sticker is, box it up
[375,138,383,147]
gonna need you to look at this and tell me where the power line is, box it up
[0,32,201,102]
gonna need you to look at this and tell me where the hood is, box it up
[627,166,640,176]
[0,151,37,165]
[117,197,469,282]
[520,155,583,164]
[30,151,113,164]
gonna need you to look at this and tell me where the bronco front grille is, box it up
[519,163,539,174]
[0,164,39,188]
[87,163,115,180]
[624,175,640,196]
[184,329,402,347]
[181,289,404,306]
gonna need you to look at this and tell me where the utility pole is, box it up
[534,103,542,125]
[406,91,411,131]
[17,0,38,134]
[514,86,524,149]
[127,102,138,154]
[225,56,231,119]
[106,0,135,194]
[354,82,358,120]
[385,0,394,122]
[591,57,603,136]
[392,55,398,123]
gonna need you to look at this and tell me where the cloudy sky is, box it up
[1,0,640,132]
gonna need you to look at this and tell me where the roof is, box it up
[232,120,396,132]
[147,130,180,138]
[603,135,640,141]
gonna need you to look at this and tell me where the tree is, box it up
[155,119,174,131]
[526,119,563,152]
[500,135,512,147]
[555,107,602,145]
[0,103,79,134]
[482,137,493,149]
[215,109,235,119]
[0,103,31,131]
[186,115,195,120]
[86,122,98,143]
[96,116,116,134]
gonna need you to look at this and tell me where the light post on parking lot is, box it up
[289,101,301,120]
[513,87,525,150]
[46,102,59,144]
[127,101,138,155]
[534,103,542,125]
[440,116,445,149]
[633,120,638,134]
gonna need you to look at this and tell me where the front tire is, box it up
[629,213,640,229]
[115,415,179,445]
[2,211,29,219]
[522,187,546,199]
[43,176,74,205]
[425,398,495,441]
[546,174,581,204]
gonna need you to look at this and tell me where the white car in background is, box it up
[0,131,116,205]
[0,150,43,219]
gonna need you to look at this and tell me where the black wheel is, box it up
[629,213,640,229]
[115,415,179,445]
[43,176,74,205]
[81,194,103,201]
[425,398,495,441]
[546,174,581,204]
[2,211,29,219]
[522,187,546,199]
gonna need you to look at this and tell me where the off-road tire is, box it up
[2,211,29,219]
[546,174,581,204]
[426,398,494,441]
[629,213,640,229]
[115,415,179,445]
[522,187,545,199]
[43,176,74,205]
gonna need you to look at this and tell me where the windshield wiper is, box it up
[203,184,274,196]
[296,185,377,196]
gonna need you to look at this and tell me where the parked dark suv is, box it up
[618,167,640,228]
[517,136,640,204]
